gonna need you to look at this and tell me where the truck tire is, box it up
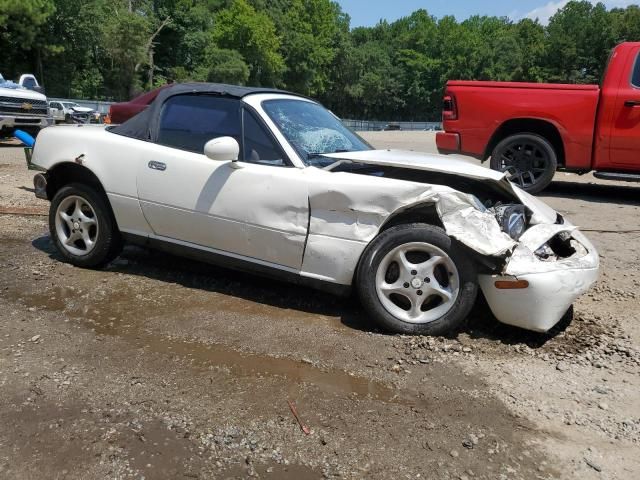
[490,133,557,194]
[356,223,478,336]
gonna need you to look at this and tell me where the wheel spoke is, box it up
[407,291,424,319]
[429,283,453,301]
[73,198,83,219]
[81,229,95,248]
[64,231,79,246]
[59,211,74,230]
[78,210,96,225]
[379,281,406,297]
[417,255,443,277]
[393,249,413,275]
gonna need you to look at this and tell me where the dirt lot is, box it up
[1,131,639,479]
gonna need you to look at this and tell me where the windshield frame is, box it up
[261,98,372,167]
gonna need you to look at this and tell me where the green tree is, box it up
[279,0,343,96]
[212,0,285,85]
[545,1,615,83]
[0,0,56,82]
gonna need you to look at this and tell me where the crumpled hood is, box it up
[322,149,558,225]
[323,149,505,181]
[70,106,94,113]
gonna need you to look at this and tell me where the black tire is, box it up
[64,113,71,123]
[356,223,478,336]
[49,183,122,268]
[490,133,557,194]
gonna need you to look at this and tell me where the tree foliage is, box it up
[1,0,639,119]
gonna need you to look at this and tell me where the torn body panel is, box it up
[300,150,599,333]
[301,166,517,285]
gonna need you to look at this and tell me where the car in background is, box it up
[49,101,101,124]
[106,84,171,124]
[383,123,401,131]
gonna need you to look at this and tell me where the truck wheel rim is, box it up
[497,141,550,189]
[375,242,460,324]
[55,195,99,256]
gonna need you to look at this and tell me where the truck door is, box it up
[609,48,640,168]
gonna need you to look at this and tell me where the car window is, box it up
[242,109,286,166]
[157,95,241,153]
[632,52,640,88]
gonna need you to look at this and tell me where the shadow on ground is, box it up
[546,179,640,206]
[32,234,572,347]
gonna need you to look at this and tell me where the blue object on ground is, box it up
[14,129,35,147]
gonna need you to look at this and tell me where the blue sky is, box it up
[337,0,638,27]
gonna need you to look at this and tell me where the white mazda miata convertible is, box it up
[28,83,599,335]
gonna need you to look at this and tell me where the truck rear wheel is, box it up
[490,133,557,194]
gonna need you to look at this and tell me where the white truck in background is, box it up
[0,73,53,139]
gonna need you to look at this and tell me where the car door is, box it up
[136,94,309,270]
[49,102,62,121]
[609,47,640,167]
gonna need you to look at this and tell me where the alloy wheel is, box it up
[375,242,460,324]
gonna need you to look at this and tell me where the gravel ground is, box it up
[1,132,639,479]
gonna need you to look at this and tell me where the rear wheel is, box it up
[490,133,557,194]
[356,224,478,336]
[49,183,122,268]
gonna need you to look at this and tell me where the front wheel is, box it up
[49,183,122,268]
[356,224,478,336]
[490,133,557,194]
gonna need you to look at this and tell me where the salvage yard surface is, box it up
[1,132,639,479]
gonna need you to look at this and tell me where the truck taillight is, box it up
[104,106,112,124]
[442,94,457,121]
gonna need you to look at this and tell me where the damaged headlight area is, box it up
[490,204,528,241]
[535,231,589,262]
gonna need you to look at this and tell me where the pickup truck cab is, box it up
[436,42,640,193]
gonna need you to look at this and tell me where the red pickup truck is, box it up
[436,42,640,193]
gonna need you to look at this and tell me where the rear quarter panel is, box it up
[444,82,600,169]
[31,125,153,235]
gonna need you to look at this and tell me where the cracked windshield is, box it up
[262,99,371,167]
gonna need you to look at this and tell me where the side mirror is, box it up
[204,136,240,162]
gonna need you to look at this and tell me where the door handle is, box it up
[148,160,166,171]
[624,100,640,107]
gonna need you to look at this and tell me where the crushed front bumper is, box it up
[478,226,599,332]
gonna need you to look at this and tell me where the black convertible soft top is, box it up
[110,82,301,142]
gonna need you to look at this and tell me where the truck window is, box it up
[22,77,37,89]
[157,95,241,153]
[632,52,640,88]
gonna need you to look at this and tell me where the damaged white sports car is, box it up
[28,83,599,335]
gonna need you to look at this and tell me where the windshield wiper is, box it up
[306,149,352,160]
